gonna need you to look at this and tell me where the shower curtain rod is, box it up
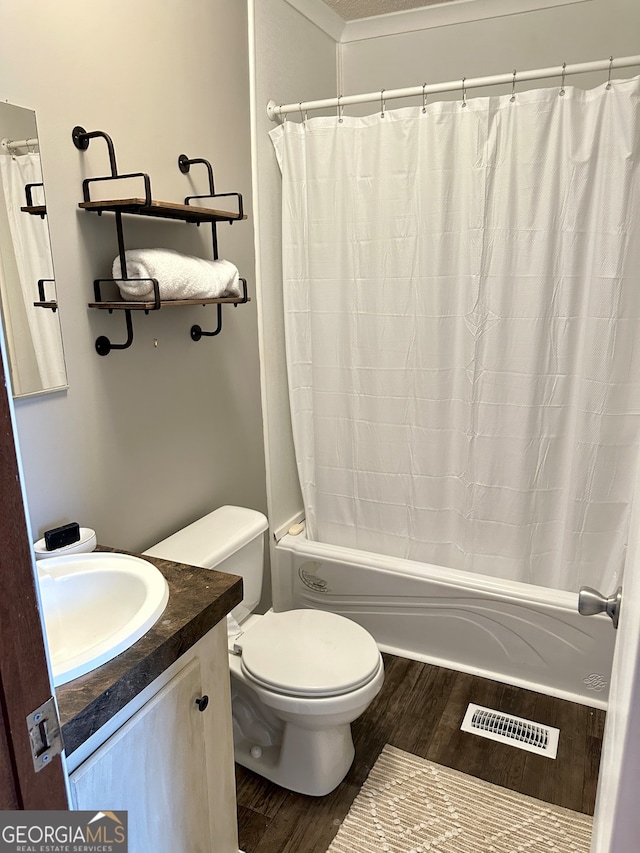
[0,137,39,153]
[267,54,640,121]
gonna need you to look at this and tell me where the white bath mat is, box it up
[326,744,592,852]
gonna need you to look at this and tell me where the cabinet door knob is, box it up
[195,695,209,712]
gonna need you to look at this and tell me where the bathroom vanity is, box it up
[55,551,242,853]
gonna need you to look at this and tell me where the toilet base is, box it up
[234,719,355,796]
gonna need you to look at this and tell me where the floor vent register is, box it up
[460,703,560,758]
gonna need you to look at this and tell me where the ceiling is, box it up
[321,0,457,21]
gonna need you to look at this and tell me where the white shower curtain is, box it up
[0,153,66,390]
[270,76,640,594]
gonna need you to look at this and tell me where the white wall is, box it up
[250,0,337,541]
[341,0,640,105]
[0,0,267,551]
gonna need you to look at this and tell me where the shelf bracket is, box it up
[91,278,161,355]
[34,280,58,312]
[190,278,248,342]
[24,182,45,217]
[72,126,152,205]
[178,154,243,260]
[179,154,248,343]
[191,303,222,341]
[95,308,134,356]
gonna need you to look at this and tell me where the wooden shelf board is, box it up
[88,296,251,310]
[21,205,46,216]
[79,198,246,224]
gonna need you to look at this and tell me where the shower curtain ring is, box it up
[299,102,305,124]
[422,83,427,113]
[380,89,386,118]
[510,70,517,103]
[337,94,343,124]
[559,62,567,97]
[461,77,467,108]
[606,56,614,89]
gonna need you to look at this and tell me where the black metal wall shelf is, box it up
[72,126,250,355]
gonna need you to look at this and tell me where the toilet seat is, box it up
[239,609,381,699]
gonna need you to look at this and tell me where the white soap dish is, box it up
[34,527,97,559]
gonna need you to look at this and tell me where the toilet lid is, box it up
[239,610,381,698]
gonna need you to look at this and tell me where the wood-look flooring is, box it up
[236,654,605,853]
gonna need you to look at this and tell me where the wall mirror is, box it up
[0,101,67,398]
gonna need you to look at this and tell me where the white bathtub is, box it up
[275,530,614,710]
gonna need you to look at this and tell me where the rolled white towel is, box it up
[112,248,241,301]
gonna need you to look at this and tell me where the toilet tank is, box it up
[144,506,268,624]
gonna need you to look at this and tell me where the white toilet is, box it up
[145,505,384,796]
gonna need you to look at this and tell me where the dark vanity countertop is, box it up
[55,548,242,758]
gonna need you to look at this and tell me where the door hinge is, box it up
[27,697,64,772]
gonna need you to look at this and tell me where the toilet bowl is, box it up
[228,609,384,796]
[145,506,384,796]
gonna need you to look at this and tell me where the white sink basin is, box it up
[37,552,169,687]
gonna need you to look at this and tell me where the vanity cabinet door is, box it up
[69,658,212,852]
